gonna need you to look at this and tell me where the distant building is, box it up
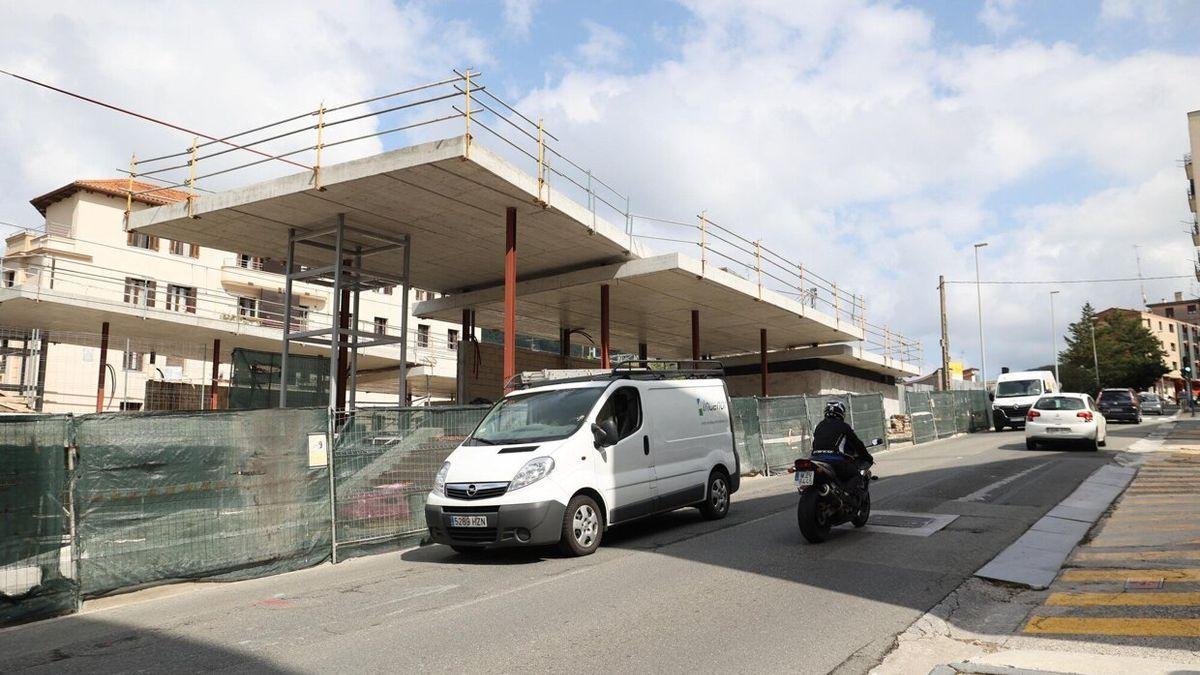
[1098,306,1196,398]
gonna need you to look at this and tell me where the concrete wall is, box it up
[461,341,599,403]
[726,369,903,418]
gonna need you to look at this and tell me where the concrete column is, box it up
[760,328,769,398]
[210,339,221,410]
[337,283,351,411]
[638,342,648,361]
[34,330,49,412]
[691,310,700,365]
[95,321,110,413]
[280,228,296,408]
[600,284,611,369]
[504,207,517,388]
[457,308,471,403]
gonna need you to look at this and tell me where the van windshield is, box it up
[995,379,1043,398]
[466,387,607,445]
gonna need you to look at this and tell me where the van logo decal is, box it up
[466,484,477,497]
[697,398,725,417]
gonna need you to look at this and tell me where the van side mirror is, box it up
[591,420,619,448]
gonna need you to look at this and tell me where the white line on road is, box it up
[956,462,1052,503]
[362,584,458,612]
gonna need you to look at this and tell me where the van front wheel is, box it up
[699,470,731,520]
[557,494,603,557]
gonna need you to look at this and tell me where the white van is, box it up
[991,370,1060,431]
[425,362,740,556]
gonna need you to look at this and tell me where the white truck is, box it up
[426,361,740,556]
[991,370,1060,431]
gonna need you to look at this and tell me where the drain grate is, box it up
[871,514,936,529]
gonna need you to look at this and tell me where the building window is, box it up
[414,289,429,302]
[2,271,14,288]
[417,324,430,348]
[1144,319,1151,328]
[1160,321,1164,330]
[237,254,262,270]
[1171,343,1177,352]
[293,305,309,330]
[169,240,200,258]
[448,329,459,351]
[238,297,258,318]
[1166,308,1175,318]
[119,402,142,411]
[127,232,159,251]
[374,317,387,335]
[380,286,393,296]
[123,350,143,371]
[1190,305,1197,313]
[123,278,156,307]
[165,285,197,313]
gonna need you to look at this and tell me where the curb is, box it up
[973,463,1136,589]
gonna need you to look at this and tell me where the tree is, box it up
[1058,303,1168,393]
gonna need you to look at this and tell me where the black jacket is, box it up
[812,417,871,463]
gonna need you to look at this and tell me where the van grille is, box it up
[446,482,509,500]
[447,527,498,543]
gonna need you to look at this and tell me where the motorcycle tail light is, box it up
[794,458,814,472]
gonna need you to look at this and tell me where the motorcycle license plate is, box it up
[795,471,814,487]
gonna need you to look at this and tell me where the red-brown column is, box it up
[600,284,611,369]
[210,339,221,410]
[95,321,110,412]
[504,207,517,388]
[760,328,769,397]
[691,310,700,365]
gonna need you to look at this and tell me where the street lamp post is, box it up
[1050,290,1061,384]
[974,243,988,390]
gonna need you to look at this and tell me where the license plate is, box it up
[795,471,814,487]
[1047,427,1070,433]
[449,515,488,528]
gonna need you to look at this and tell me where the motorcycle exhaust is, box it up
[818,484,831,496]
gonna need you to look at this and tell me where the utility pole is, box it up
[1089,318,1100,389]
[939,275,950,391]
[1049,290,1061,383]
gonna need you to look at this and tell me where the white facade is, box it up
[0,181,463,413]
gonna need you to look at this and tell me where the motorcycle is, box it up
[794,438,883,543]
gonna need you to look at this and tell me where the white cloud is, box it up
[503,0,538,40]
[0,1,488,227]
[978,0,1020,37]
[577,21,627,67]
[514,0,1200,373]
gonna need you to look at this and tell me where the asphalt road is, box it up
[0,420,1168,674]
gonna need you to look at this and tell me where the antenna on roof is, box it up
[1134,244,1147,307]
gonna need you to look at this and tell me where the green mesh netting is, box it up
[730,398,766,475]
[333,406,488,556]
[74,407,331,597]
[0,415,77,626]
[905,389,991,444]
[228,348,330,410]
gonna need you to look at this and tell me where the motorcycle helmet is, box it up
[823,400,847,420]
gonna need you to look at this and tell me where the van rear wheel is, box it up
[557,494,603,557]
[699,470,730,520]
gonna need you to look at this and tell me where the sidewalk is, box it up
[873,419,1200,674]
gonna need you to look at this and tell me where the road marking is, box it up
[955,461,1051,502]
[1074,549,1200,562]
[361,584,458,611]
[1100,523,1200,532]
[1023,616,1200,637]
[1046,591,1200,606]
[1061,568,1200,582]
[1121,496,1199,504]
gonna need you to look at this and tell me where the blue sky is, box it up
[2,1,1199,373]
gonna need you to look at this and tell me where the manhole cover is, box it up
[871,514,935,529]
[1125,579,1165,590]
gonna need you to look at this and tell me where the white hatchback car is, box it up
[1025,393,1107,451]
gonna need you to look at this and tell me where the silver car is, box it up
[1138,392,1164,415]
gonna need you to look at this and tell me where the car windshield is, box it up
[1034,396,1085,411]
[1139,393,1159,402]
[995,379,1042,397]
[465,386,607,445]
[1099,390,1133,403]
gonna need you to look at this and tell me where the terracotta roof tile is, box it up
[30,179,189,215]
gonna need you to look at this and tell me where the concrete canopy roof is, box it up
[414,253,862,357]
[720,344,920,378]
[127,136,644,294]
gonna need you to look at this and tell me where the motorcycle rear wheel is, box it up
[798,491,833,543]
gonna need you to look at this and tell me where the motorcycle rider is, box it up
[811,400,873,483]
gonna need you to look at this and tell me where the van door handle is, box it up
[643,436,650,455]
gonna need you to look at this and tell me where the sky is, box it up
[1,0,1199,376]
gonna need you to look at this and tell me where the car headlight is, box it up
[433,461,450,496]
[509,457,555,491]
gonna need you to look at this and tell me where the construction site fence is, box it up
[903,390,991,444]
[3,394,887,626]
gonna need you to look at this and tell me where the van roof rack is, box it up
[504,359,725,390]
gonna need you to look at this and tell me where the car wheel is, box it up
[994,423,1005,432]
[557,494,603,557]
[699,470,731,520]
[1026,438,1038,450]
[1087,436,1100,451]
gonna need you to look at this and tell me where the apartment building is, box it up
[0,179,463,413]
[1101,305,1197,399]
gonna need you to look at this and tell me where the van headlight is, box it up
[434,461,450,496]
[509,457,554,491]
